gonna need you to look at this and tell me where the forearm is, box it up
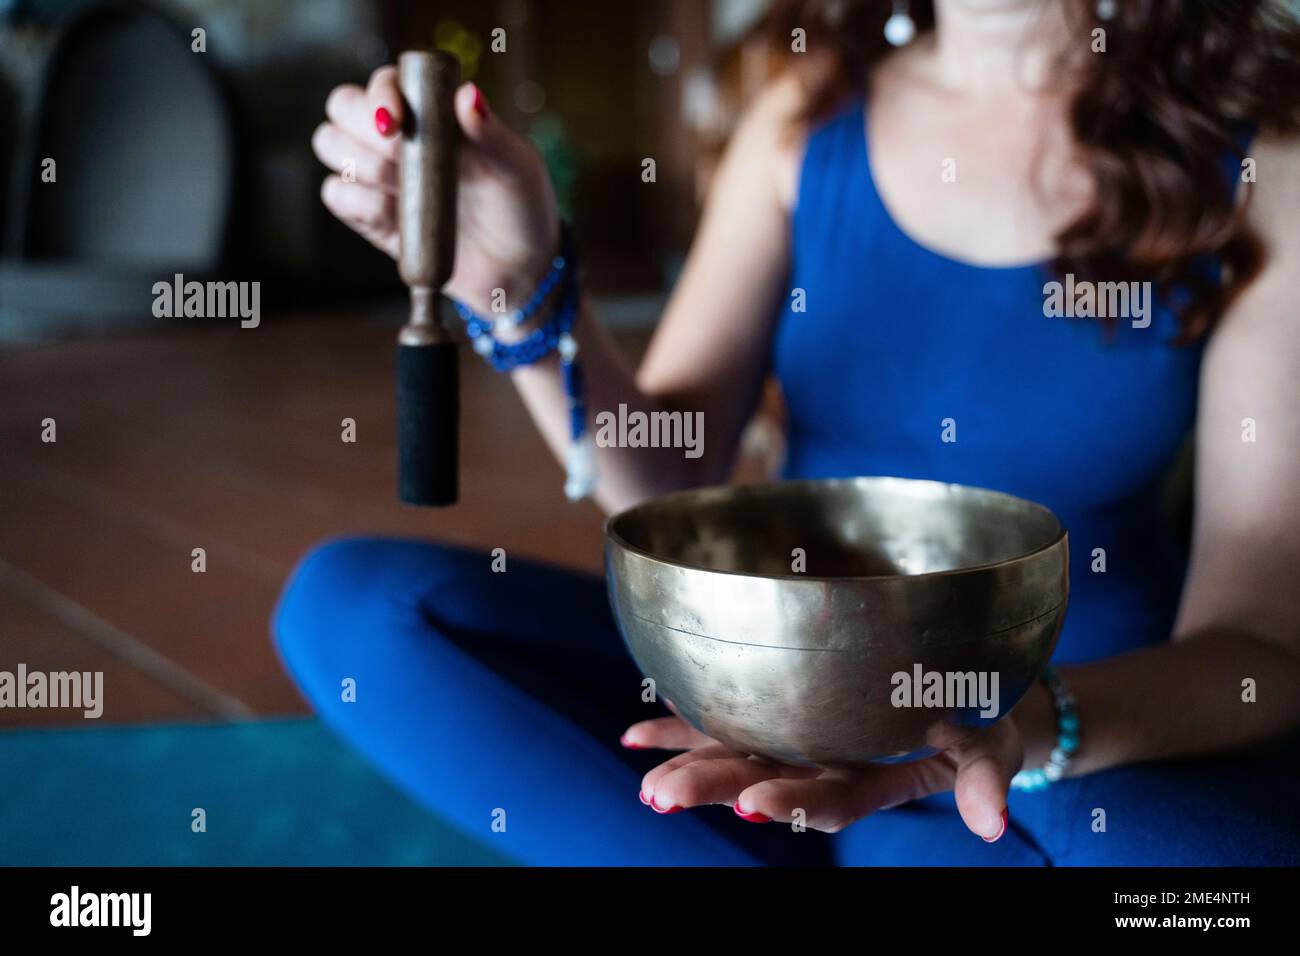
[508,294,710,516]
[1017,629,1300,775]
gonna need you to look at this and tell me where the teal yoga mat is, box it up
[0,718,512,866]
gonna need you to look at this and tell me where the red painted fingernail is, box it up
[374,106,395,136]
[734,803,770,824]
[982,807,1008,843]
[620,735,643,750]
[650,796,682,814]
[638,790,650,805]
[472,85,489,120]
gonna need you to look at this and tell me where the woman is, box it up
[278,0,1300,865]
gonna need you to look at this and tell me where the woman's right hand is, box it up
[311,66,561,312]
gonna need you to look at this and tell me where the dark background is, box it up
[0,0,781,338]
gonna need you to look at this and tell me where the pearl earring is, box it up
[884,0,916,47]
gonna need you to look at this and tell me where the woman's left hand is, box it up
[623,715,1021,840]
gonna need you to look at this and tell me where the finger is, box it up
[320,176,398,256]
[321,175,395,230]
[453,82,528,171]
[366,65,402,138]
[311,123,397,192]
[734,775,875,832]
[639,743,742,807]
[454,82,495,147]
[352,219,400,260]
[654,755,821,812]
[621,717,713,752]
[737,764,932,832]
[951,721,1021,842]
[326,84,399,160]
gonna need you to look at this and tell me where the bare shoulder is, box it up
[1209,127,1300,355]
[744,52,917,211]
[726,70,816,213]
[1244,128,1300,248]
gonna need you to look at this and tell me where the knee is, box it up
[272,536,485,671]
[272,536,394,669]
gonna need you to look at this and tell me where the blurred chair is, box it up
[1,0,236,339]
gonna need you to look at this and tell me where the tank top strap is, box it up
[792,95,882,261]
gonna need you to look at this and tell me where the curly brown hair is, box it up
[758,0,1300,342]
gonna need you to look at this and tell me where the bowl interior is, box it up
[608,477,1063,579]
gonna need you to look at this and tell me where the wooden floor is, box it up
[0,312,623,728]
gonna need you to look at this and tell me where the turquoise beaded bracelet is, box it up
[1011,665,1080,792]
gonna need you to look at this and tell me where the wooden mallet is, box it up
[395,50,460,506]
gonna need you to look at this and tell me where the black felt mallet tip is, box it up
[397,337,458,506]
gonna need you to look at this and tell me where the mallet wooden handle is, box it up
[396,50,460,506]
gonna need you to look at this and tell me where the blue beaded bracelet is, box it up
[451,225,571,337]
[1011,666,1080,792]
[448,222,596,502]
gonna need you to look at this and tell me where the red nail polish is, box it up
[620,735,643,749]
[638,790,650,805]
[650,796,682,814]
[982,807,1008,843]
[734,804,770,824]
[472,86,489,120]
[374,106,395,136]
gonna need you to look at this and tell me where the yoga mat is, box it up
[0,718,512,866]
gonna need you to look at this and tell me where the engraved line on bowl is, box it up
[627,597,1066,653]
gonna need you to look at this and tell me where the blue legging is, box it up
[273,537,1300,866]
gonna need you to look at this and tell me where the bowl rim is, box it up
[604,475,1068,584]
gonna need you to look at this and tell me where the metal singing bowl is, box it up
[605,477,1069,768]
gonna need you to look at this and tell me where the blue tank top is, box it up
[774,99,1230,665]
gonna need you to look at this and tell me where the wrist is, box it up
[1011,666,1083,791]
[479,225,565,344]
[1015,679,1057,768]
